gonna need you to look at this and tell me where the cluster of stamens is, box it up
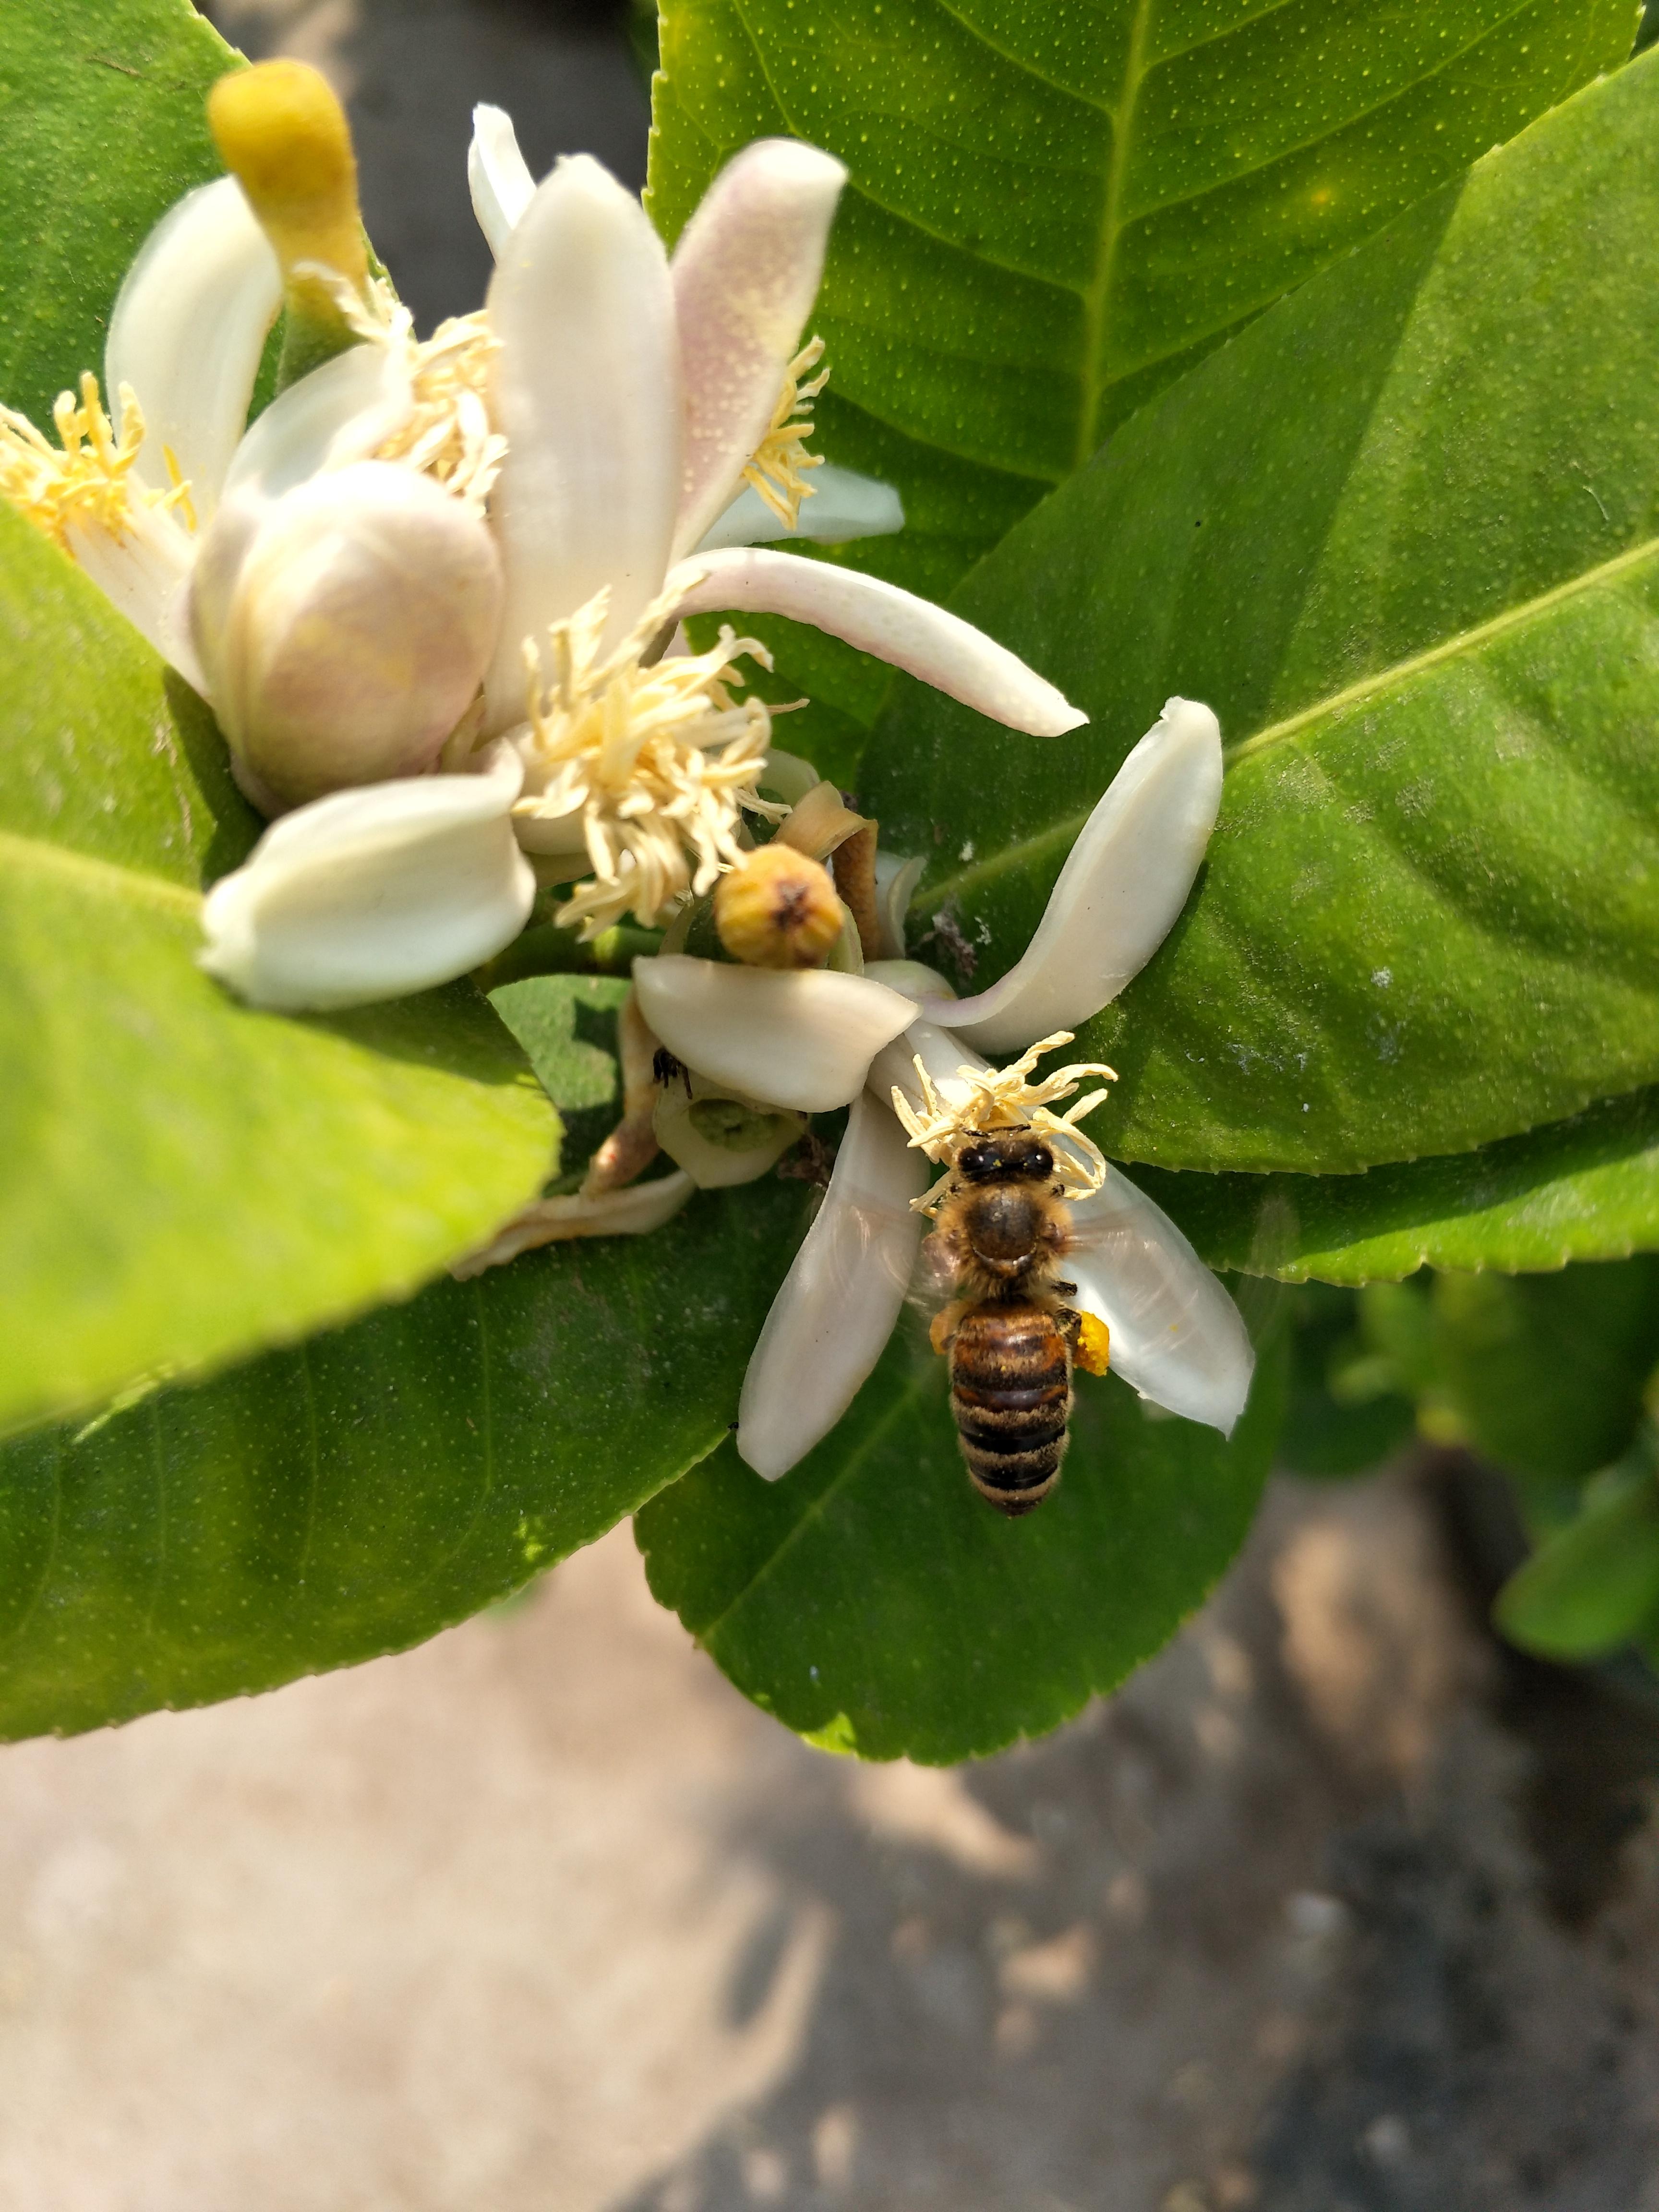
[742,336,828,529]
[893,1033,1118,1215]
[320,273,505,513]
[513,586,785,937]
[0,374,190,548]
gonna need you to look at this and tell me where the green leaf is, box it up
[649,0,1633,628]
[1277,1283,1416,1479]
[0,502,556,1438]
[1494,1446,1659,1660]
[635,1315,1287,1765]
[1133,1088,1659,1286]
[869,54,1659,1175]
[0,0,238,429]
[0,1169,806,1740]
[1427,1258,1659,1484]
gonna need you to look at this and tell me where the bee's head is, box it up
[955,1130,1055,1184]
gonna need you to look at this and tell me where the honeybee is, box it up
[921,1128,1110,1517]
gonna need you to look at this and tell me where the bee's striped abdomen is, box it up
[948,1299,1072,1516]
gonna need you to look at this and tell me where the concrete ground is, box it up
[52,7,1656,2202]
[2,1474,1659,2210]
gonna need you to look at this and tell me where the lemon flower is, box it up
[696,697,1257,1475]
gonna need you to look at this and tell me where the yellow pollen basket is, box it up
[1073,1311,1111,1378]
[208,61,369,388]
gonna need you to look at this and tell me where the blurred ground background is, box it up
[10,1,1659,2202]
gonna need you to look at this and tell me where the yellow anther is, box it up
[714,842,844,969]
[743,337,829,530]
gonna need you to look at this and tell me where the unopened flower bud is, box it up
[192,459,503,814]
[714,842,843,969]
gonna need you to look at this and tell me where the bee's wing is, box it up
[1065,1167,1254,1433]
[737,1093,929,1480]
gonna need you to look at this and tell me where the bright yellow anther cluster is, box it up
[0,374,185,549]
[208,60,367,297]
[742,337,829,530]
[514,588,785,938]
[894,1032,1118,1216]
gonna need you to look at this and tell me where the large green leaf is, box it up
[0,975,811,1738]
[635,1315,1286,1765]
[0,502,556,1438]
[1134,1088,1659,1286]
[869,54,1659,1176]
[0,1184,805,1740]
[0,0,237,428]
[648,0,1635,739]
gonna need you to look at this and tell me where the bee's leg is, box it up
[930,1298,971,1357]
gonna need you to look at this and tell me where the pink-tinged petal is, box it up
[483,155,682,729]
[666,549,1086,735]
[738,1092,927,1479]
[468,103,536,258]
[1066,1167,1255,1435]
[921,698,1223,1052]
[633,955,916,1113]
[669,138,846,560]
[107,176,281,519]
[200,744,534,1011]
[220,341,410,508]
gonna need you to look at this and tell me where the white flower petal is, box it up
[220,341,409,508]
[200,744,535,1010]
[738,1091,927,1479]
[483,155,682,726]
[871,850,925,960]
[193,460,504,813]
[694,463,905,553]
[633,955,917,1113]
[666,549,1086,736]
[451,1172,696,1276]
[468,102,536,258]
[921,698,1223,1052]
[669,137,846,560]
[866,1001,985,1138]
[107,176,282,520]
[1065,1168,1255,1435]
[65,505,196,672]
[653,1071,805,1189]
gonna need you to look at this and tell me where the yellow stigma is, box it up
[714,843,844,969]
[208,62,367,385]
[743,337,828,530]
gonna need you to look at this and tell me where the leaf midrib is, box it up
[0,827,201,915]
[916,529,1659,915]
[726,0,1555,468]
